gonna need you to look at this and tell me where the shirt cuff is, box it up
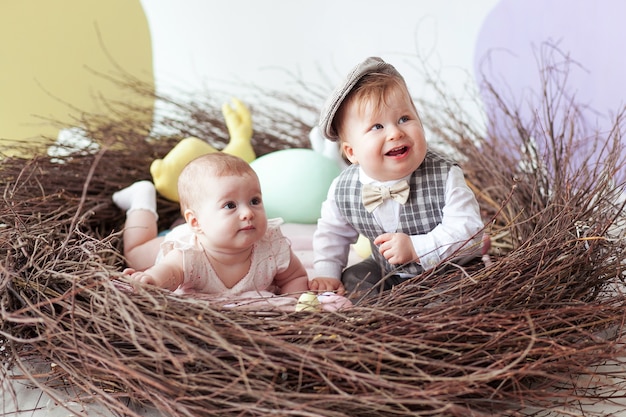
[410,235,441,270]
[312,260,344,281]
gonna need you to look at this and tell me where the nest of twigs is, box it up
[2,55,626,417]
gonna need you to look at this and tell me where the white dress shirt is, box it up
[313,165,484,280]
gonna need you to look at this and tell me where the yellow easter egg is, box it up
[353,234,372,259]
[295,292,321,312]
[0,1,154,157]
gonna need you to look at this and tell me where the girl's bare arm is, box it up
[126,250,184,291]
[273,250,309,296]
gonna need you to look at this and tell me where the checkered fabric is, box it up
[334,151,454,275]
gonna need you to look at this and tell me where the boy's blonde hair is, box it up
[333,73,419,141]
[178,152,257,212]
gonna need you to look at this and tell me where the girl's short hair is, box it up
[177,152,256,211]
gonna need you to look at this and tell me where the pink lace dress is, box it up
[156,218,298,309]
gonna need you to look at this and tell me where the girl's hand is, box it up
[123,267,157,286]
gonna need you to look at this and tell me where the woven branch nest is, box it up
[2,66,626,417]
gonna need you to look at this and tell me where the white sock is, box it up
[113,180,158,219]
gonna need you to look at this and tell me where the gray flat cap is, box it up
[318,57,403,141]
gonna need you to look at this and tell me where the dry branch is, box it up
[2,53,626,416]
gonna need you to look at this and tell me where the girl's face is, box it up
[340,86,427,182]
[185,173,268,255]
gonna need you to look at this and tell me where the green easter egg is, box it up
[251,149,341,223]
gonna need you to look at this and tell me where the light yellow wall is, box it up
[0,0,154,157]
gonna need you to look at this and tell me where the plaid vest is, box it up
[335,151,453,275]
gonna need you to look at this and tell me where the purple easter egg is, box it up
[474,0,626,179]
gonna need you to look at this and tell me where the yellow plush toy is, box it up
[150,98,256,201]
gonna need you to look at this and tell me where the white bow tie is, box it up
[361,180,410,213]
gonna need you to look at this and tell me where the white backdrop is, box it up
[139,0,499,108]
[138,0,626,169]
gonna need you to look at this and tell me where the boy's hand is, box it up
[374,233,418,265]
[309,277,346,296]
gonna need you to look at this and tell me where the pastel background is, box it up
[2,0,496,155]
[0,1,153,155]
[1,0,623,158]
